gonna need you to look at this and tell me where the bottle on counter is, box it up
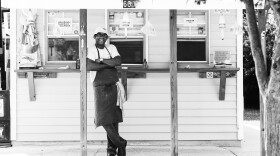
[76,58,80,69]
[143,59,148,69]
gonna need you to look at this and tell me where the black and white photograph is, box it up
[0,0,278,155]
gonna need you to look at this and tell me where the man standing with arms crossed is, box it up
[87,27,127,156]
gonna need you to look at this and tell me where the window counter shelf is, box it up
[15,67,240,101]
[15,69,80,73]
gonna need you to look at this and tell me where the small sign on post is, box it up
[0,99,4,117]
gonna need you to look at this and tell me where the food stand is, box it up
[5,1,244,155]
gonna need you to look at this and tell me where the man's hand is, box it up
[95,58,103,63]
[102,56,121,67]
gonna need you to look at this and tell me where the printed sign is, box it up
[3,13,10,36]
[214,51,231,65]
[19,53,38,68]
[0,99,4,117]
[55,18,72,31]
[183,18,197,27]
[0,127,3,138]
[120,20,134,28]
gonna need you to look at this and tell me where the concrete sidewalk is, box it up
[0,121,260,156]
[227,120,260,156]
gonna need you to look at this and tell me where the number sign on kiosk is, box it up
[123,0,136,8]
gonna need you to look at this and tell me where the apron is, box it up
[93,46,123,128]
[94,84,123,128]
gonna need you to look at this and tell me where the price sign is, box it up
[214,51,231,65]
[123,0,136,8]
[183,18,197,27]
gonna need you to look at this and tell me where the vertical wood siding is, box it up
[15,9,240,141]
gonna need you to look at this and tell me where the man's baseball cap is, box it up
[94,27,109,36]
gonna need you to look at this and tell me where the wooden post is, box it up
[27,72,35,101]
[6,59,10,90]
[219,71,226,100]
[260,31,266,156]
[0,4,5,90]
[79,9,87,156]
[0,1,1,90]
[170,10,178,156]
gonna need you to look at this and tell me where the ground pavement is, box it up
[0,121,260,156]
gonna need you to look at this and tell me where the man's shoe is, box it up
[117,140,127,156]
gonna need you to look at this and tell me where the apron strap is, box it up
[95,45,112,59]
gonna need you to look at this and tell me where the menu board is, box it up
[177,11,207,36]
[108,10,145,37]
[47,10,79,36]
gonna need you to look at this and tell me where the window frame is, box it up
[44,9,80,67]
[106,9,148,67]
[176,10,209,64]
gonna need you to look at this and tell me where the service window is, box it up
[110,39,143,64]
[177,10,208,63]
[45,10,79,64]
[107,9,146,66]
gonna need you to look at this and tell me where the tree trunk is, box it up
[264,95,280,156]
[245,0,268,94]
[257,6,269,156]
[245,0,280,155]
[267,1,280,155]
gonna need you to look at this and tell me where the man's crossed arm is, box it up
[86,56,121,71]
